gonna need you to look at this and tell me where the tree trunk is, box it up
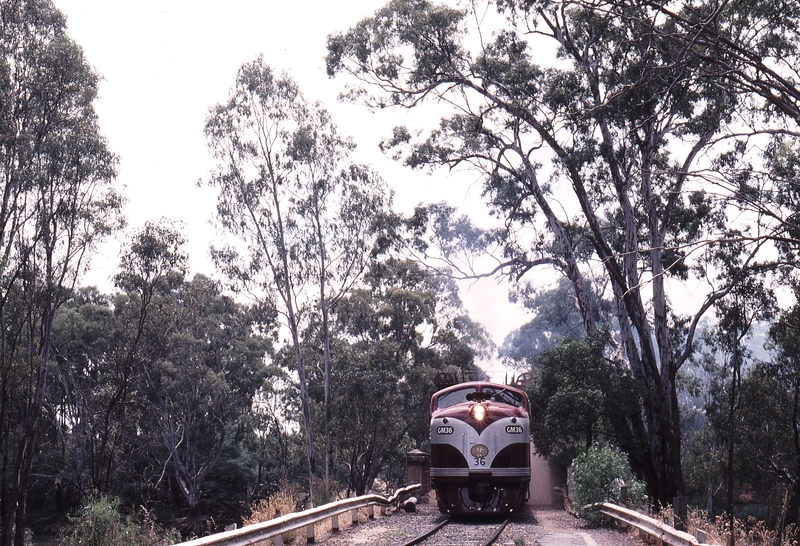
[313,197,334,486]
[726,351,741,546]
[11,307,55,546]
[322,302,332,486]
[289,313,316,500]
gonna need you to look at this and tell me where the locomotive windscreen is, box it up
[481,387,525,407]
[436,387,477,408]
[434,385,525,409]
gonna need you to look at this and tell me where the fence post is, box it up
[368,505,374,519]
[351,508,358,526]
[306,522,315,544]
[273,509,284,546]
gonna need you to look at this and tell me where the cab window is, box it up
[482,387,525,407]
[436,387,476,409]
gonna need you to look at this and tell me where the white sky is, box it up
[52,0,532,373]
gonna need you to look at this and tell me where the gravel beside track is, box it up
[319,502,645,546]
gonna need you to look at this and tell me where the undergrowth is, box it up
[245,480,366,545]
[59,493,180,546]
[652,505,799,546]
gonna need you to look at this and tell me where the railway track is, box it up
[399,516,511,546]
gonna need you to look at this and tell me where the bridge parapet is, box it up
[585,502,717,546]
[175,484,421,546]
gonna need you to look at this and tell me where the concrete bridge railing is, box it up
[586,502,717,546]
[174,483,421,546]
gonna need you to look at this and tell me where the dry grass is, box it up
[699,514,797,546]
[243,484,383,545]
[651,505,799,546]
[245,488,303,545]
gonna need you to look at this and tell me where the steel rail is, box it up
[400,517,450,546]
[482,517,511,546]
[174,483,421,546]
[400,516,510,546]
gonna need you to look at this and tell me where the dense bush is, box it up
[59,493,180,546]
[570,444,647,516]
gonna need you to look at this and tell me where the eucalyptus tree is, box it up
[44,223,188,503]
[101,221,188,494]
[331,258,491,494]
[634,0,800,126]
[724,288,800,530]
[140,274,271,510]
[0,1,122,542]
[49,225,273,512]
[708,279,775,542]
[325,0,791,502]
[48,288,121,498]
[203,57,391,495]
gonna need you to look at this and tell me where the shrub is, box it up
[570,444,647,520]
[246,489,300,523]
[245,486,304,544]
[59,493,180,546]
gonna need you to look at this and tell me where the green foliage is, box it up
[47,232,276,516]
[59,494,180,546]
[324,258,489,494]
[570,445,647,517]
[114,220,188,293]
[527,334,646,471]
[717,288,800,529]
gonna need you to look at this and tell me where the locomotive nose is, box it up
[469,402,487,421]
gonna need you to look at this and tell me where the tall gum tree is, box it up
[203,57,391,497]
[331,257,492,494]
[326,0,792,502]
[140,274,271,512]
[0,1,122,543]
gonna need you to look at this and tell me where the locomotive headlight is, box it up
[470,403,487,421]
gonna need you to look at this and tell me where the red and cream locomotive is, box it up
[430,380,531,515]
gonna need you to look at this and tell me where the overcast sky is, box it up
[52,0,530,373]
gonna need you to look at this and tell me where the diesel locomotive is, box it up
[430,380,531,515]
